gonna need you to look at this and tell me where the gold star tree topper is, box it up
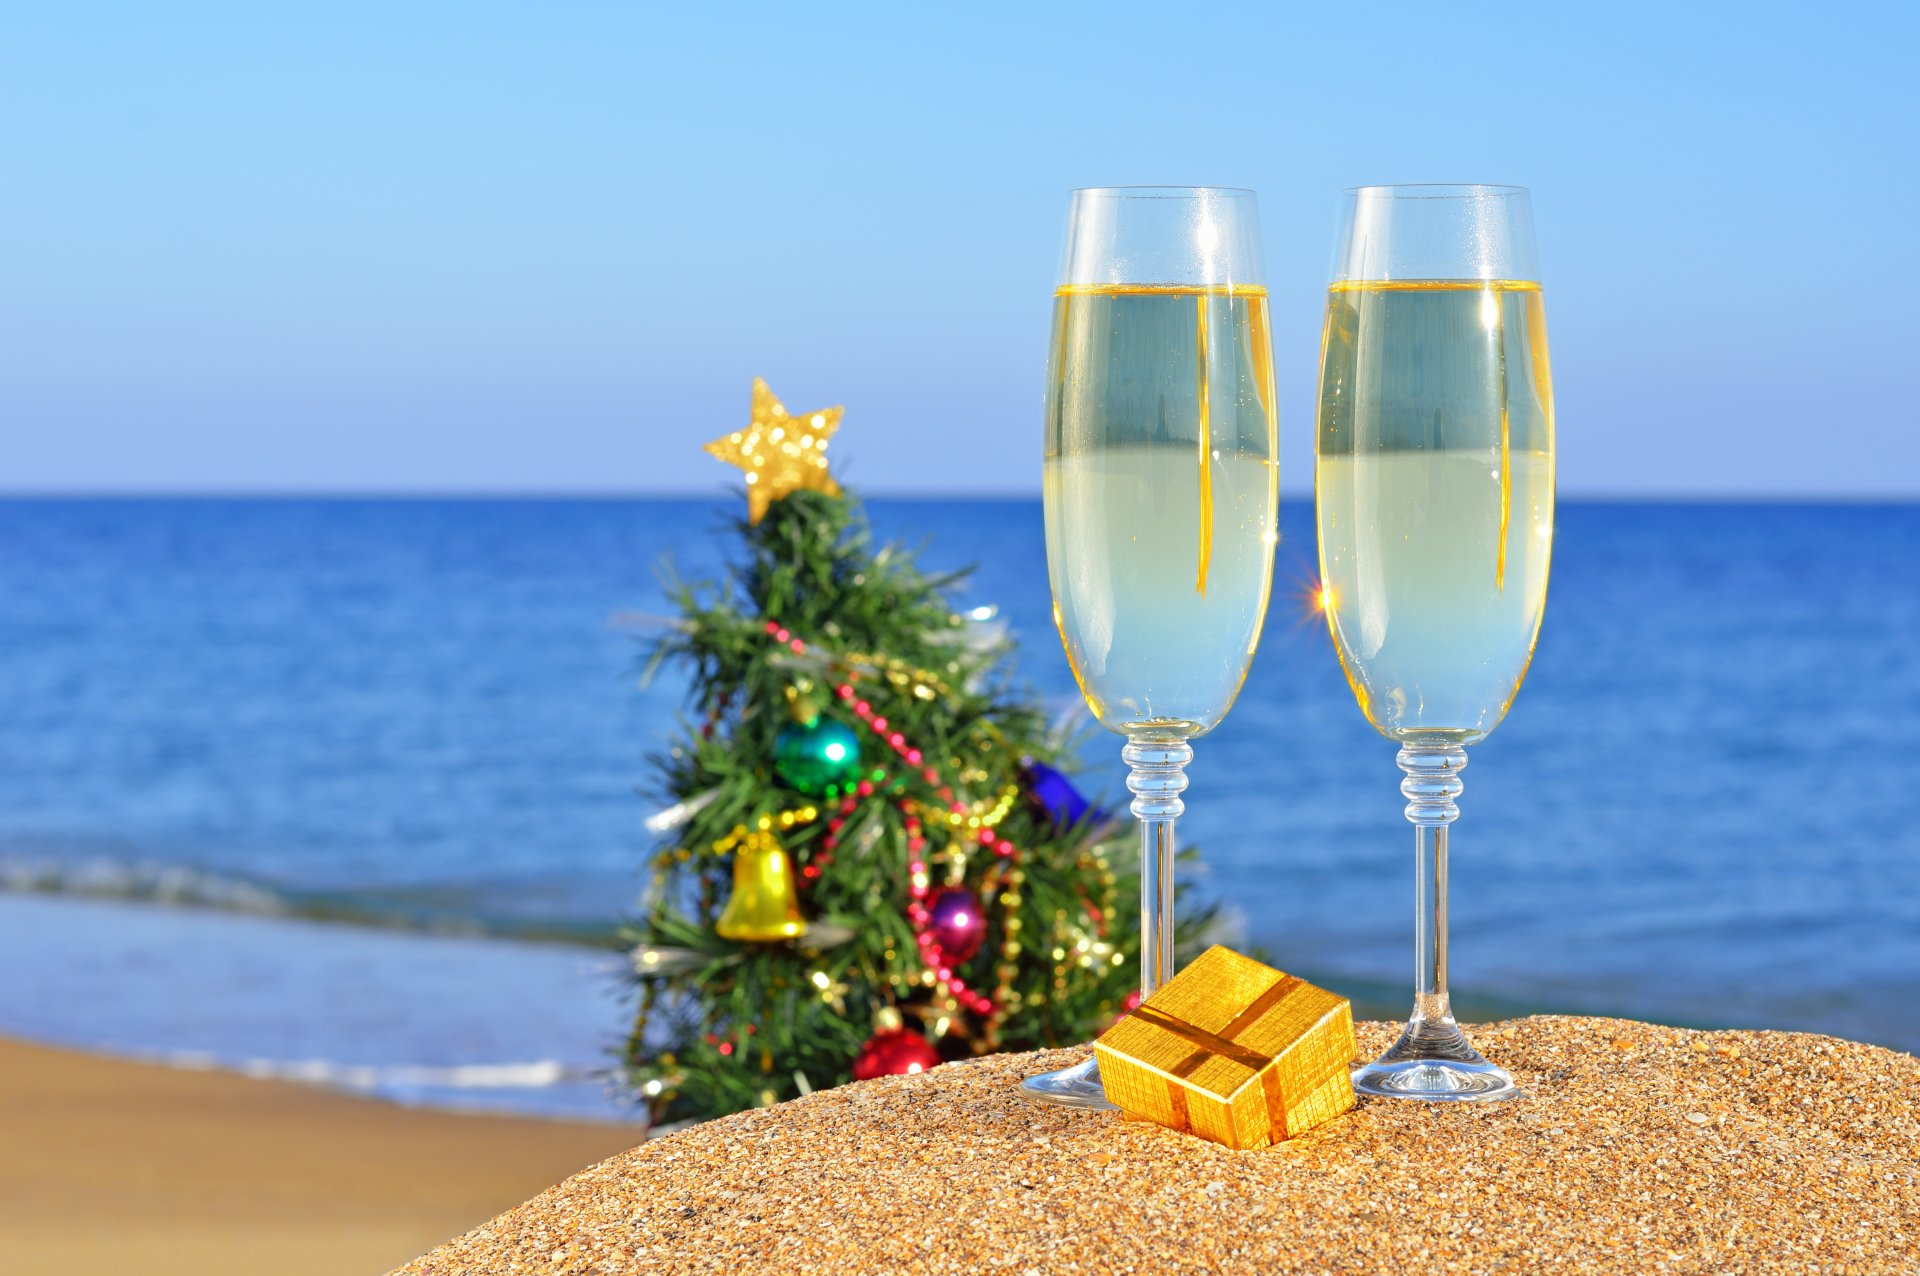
[704,378,843,524]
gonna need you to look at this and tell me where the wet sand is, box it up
[0,1035,641,1276]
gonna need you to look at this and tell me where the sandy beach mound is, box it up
[396,1016,1918,1275]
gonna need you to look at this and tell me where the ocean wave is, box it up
[158,1051,592,1090]
[0,853,624,947]
[0,854,292,914]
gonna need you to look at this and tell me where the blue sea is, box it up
[1,497,1915,1117]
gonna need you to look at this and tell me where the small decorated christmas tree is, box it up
[624,379,1212,1123]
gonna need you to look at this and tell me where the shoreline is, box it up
[0,891,636,1121]
[7,886,1908,1082]
[0,1034,642,1276]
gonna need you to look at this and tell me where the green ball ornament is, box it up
[774,718,863,796]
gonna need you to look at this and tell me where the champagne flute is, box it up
[1021,187,1279,1107]
[1315,184,1555,1101]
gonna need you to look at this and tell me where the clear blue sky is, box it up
[3,2,1914,496]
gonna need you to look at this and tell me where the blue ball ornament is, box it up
[1019,759,1109,829]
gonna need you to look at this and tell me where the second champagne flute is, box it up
[1020,186,1279,1108]
[1315,183,1556,1101]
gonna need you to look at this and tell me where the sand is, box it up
[397,1016,1919,1275]
[0,1035,641,1276]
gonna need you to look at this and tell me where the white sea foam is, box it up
[0,855,291,915]
[157,1051,585,1090]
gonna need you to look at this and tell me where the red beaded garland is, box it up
[763,619,1013,1022]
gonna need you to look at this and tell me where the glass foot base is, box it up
[1018,1054,1116,1110]
[1352,1057,1517,1101]
[1352,1021,1518,1102]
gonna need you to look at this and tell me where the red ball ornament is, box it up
[925,886,986,964]
[851,1027,942,1080]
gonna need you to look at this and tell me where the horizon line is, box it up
[1,487,1916,506]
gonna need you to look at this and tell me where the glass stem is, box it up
[1399,742,1466,1040]
[1124,736,1191,997]
[1413,816,1454,1025]
[1351,739,1513,1099]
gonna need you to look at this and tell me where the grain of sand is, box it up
[395,1016,1919,1274]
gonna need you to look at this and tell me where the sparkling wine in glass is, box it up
[1021,186,1279,1108]
[1315,183,1555,1101]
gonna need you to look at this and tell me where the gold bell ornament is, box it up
[715,829,806,942]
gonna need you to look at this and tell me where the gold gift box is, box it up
[1093,945,1356,1150]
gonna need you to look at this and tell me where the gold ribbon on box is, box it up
[1127,974,1304,1142]
[1095,946,1355,1151]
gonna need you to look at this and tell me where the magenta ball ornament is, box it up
[926,886,987,964]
